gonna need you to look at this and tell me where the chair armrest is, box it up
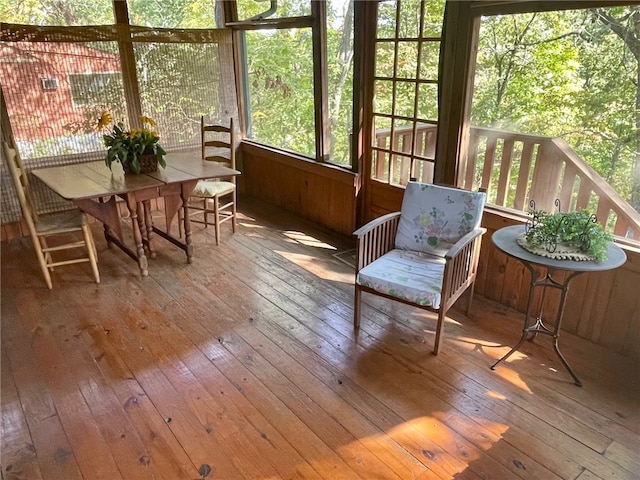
[353,212,402,271]
[440,227,487,310]
[444,227,487,260]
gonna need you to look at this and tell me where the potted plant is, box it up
[97,111,167,174]
[524,209,613,261]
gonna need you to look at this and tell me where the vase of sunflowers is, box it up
[97,111,167,174]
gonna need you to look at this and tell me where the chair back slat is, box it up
[200,116,235,171]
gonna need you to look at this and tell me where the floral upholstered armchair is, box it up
[353,182,486,354]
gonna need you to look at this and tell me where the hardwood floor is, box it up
[1,198,638,480]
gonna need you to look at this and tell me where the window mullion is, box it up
[112,0,142,129]
[311,0,330,162]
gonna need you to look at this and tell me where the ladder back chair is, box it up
[184,117,237,245]
[3,142,100,289]
[354,182,486,354]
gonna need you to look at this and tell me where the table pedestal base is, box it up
[490,265,584,386]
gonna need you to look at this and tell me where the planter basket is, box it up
[124,154,158,174]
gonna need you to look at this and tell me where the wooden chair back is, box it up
[3,141,100,288]
[201,117,235,172]
[3,142,39,238]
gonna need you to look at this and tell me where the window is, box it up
[0,0,115,25]
[371,0,446,186]
[68,72,122,107]
[465,6,640,241]
[0,22,237,223]
[41,77,59,90]
[244,28,316,157]
[232,0,354,166]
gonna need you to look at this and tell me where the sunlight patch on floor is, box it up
[490,354,533,393]
[283,230,338,250]
[276,250,354,283]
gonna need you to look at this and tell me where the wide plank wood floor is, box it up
[1,198,638,480]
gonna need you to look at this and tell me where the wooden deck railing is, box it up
[374,125,640,239]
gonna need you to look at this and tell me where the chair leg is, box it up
[231,190,237,234]
[433,307,447,355]
[82,225,101,284]
[39,237,52,266]
[33,235,53,289]
[86,224,99,261]
[466,282,476,316]
[204,198,210,228]
[214,195,221,246]
[354,285,362,330]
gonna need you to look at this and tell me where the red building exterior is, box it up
[0,42,121,142]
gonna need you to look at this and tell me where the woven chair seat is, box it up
[36,210,88,234]
[190,180,235,198]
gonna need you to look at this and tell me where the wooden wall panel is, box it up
[240,144,358,236]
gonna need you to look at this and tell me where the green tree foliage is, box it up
[246,28,316,156]
[0,0,114,25]
[471,7,639,212]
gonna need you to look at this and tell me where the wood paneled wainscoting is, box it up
[240,142,358,237]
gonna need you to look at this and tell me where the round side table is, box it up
[490,225,627,386]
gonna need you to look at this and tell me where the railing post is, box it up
[529,139,562,212]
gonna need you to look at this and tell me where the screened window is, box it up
[244,28,316,157]
[0,0,115,25]
[0,24,238,223]
[235,0,311,21]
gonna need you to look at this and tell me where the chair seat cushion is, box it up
[191,180,235,197]
[356,249,445,308]
[36,210,87,234]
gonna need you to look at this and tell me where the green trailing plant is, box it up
[525,209,613,261]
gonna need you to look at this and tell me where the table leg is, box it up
[141,200,157,259]
[181,182,195,264]
[125,194,149,277]
[491,263,584,386]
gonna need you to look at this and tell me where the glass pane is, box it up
[375,41,395,78]
[398,0,421,39]
[236,0,311,21]
[417,82,438,121]
[419,41,440,80]
[394,81,416,119]
[1,0,114,25]
[373,80,394,115]
[421,0,446,38]
[327,0,354,166]
[245,28,315,158]
[396,41,419,79]
[377,1,398,40]
[373,115,392,150]
[392,118,413,153]
[390,153,411,186]
[128,0,218,28]
[413,121,437,158]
